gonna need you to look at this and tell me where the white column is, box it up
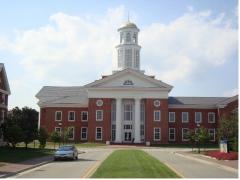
[115,98,122,143]
[134,98,141,143]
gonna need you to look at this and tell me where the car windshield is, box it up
[58,146,74,151]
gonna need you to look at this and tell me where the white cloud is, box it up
[223,88,238,96]
[0,6,238,109]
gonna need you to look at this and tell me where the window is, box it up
[96,127,102,140]
[111,125,116,141]
[125,49,132,67]
[126,32,131,42]
[208,112,215,123]
[124,103,133,121]
[195,112,202,123]
[154,110,161,121]
[182,128,189,141]
[55,111,62,121]
[169,128,175,141]
[96,99,103,107]
[55,127,61,135]
[96,110,103,121]
[81,111,88,121]
[153,100,161,107]
[118,49,123,67]
[81,127,88,140]
[182,112,189,123]
[208,129,215,141]
[169,112,175,123]
[140,124,145,141]
[68,127,74,140]
[68,111,75,121]
[154,128,161,141]
[134,50,139,69]
[133,33,137,43]
[111,102,116,122]
[124,125,132,129]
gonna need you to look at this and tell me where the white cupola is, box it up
[115,21,142,72]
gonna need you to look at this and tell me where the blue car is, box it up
[54,145,78,160]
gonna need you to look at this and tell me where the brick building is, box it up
[0,63,11,145]
[36,22,238,145]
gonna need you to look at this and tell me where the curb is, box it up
[174,152,238,174]
[164,162,185,178]
[1,157,53,178]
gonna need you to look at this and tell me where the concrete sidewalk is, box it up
[0,155,52,178]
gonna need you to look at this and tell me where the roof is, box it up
[0,63,11,94]
[118,21,139,31]
[36,86,88,107]
[168,96,228,106]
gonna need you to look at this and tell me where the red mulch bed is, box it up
[205,150,238,160]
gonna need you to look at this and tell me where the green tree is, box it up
[61,128,71,145]
[218,114,238,151]
[38,127,49,149]
[51,131,61,149]
[195,127,210,153]
[21,107,39,148]
[187,130,196,151]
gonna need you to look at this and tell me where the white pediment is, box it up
[85,69,173,90]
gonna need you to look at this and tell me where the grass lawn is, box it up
[0,147,54,163]
[91,150,180,178]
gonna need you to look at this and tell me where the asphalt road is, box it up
[143,148,238,178]
[14,149,113,178]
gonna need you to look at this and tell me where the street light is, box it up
[196,123,200,153]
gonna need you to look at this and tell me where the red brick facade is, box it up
[39,98,238,144]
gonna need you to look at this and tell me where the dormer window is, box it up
[123,80,134,85]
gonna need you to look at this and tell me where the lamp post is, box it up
[197,123,200,153]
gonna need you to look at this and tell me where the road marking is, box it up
[175,152,238,174]
[81,160,101,178]
[164,162,185,178]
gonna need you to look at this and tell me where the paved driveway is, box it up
[13,148,113,178]
[143,148,238,178]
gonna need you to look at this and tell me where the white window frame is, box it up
[208,112,215,123]
[182,112,189,123]
[68,111,75,121]
[55,127,62,135]
[208,129,215,141]
[96,110,103,121]
[169,128,175,141]
[182,128,189,141]
[81,127,88,140]
[95,127,102,140]
[81,111,88,122]
[55,111,62,121]
[154,110,161,121]
[169,112,175,123]
[153,127,161,141]
[68,127,74,140]
[195,112,202,123]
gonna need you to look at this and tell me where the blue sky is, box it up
[0,0,238,109]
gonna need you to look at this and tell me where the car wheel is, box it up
[75,155,78,160]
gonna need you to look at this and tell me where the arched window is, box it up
[133,33,137,43]
[126,32,131,42]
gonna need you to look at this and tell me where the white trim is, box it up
[68,111,75,121]
[195,112,202,123]
[169,128,175,141]
[96,110,103,121]
[153,127,161,141]
[95,127,102,140]
[81,111,88,122]
[182,128,189,141]
[169,105,217,109]
[55,127,62,135]
[208,129,215,141]
[81,127,88,140]
[168,112,175,123]
[68,127,74,140]
[208,112,215,123]
[182,112,189,123]
[154,110,161,121]
[55,111,62,121]
[38,103,88,108]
